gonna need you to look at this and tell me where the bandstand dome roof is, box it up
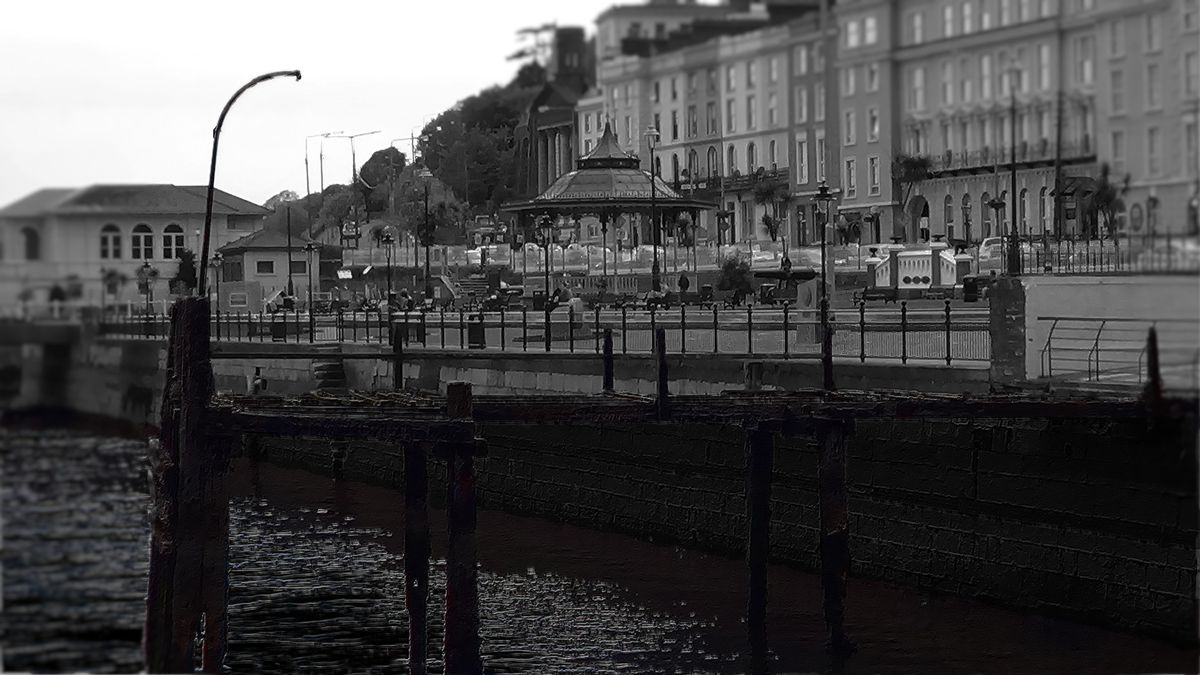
[502,122,716,213]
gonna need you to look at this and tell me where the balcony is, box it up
[714,167,792,192]
[929,137,1095,175]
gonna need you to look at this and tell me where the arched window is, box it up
[100,224,122,260]
[22,227,41,261]
[1039,187,1049,234]
[747,142,758,171]
[708,146,719,177]
[688,149,699,177]
[768,140,777,167]
[944,194,955,225]
[163,223,185,259]
[961,193,973,241]
[671,153,680,182]
[999,191,1009,231]
[980,192,992,237]
[1018,188,1028,234]
[653,156,662,177]
[728,145,737,174]
[132,224,153,260]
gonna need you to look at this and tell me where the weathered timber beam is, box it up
[206,410,475,444]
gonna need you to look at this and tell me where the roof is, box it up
[0,184,270,218]
[502,123,717,213]
[219,227,339,253]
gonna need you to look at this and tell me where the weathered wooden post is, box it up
[444,381,482,674]
[405,440,430,675]
[745,426,774,675]
[817,418,854,657]
[602,328,614,393]
[145,305,181,673]
[655,328,670,419]
[199,431,233,673]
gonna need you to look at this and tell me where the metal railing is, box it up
[98,302,992,365]
[1039,316,1200,391]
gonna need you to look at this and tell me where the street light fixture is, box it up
[644,124,662,292]
[382,230,395,299]
[210,252,224,307]
[199,69,301,297]
[304,241,319,343]
[1004,57,1022,276]
[814,180,836,391]
[418,166,434,300]
[305,130,342,199]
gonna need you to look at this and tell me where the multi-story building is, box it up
[891,0,1099,244]
[0,184,268,305]
[1094,0,1199,235]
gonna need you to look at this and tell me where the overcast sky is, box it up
[0,0,617,209]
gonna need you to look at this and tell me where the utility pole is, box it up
[286,207,295,296]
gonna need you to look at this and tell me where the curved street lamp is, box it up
[304,241,319,342]
[199,70,302,297]
[644,125,662,292]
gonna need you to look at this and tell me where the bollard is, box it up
[859,302,866,363]
[444,382,481,674]
[544,309,552,352]
[522,306,528,352]
[900,301,908,364]
[655,328,670,419]
[405,441,430,675]
[944,300,952,366]
[747,306,754,355]
[680,304,687,355]
[713,305,719,353]
[818,419,854,658]
[602,329,615,393]
[745,426,774,675]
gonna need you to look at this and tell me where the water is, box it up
[3,428,1196,673]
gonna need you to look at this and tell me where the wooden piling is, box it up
[200,433,232,673]
[404,441,430,675]
[1143,326,1162,407]
[745,426,774,675]
[602,329,614,393]
[655,328,670,419]
[817,419,854,658]
[444,381,481,674]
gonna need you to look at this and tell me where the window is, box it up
[688,72,697,93]
[944,5,955,37]
[1186,120,1198,175]
[1019,0,1032,21]
[688,149,699,176]
[768,140,777,167]
[767,92,777,126]
[847,20,861,47]
[624,84,631,100]
[768,57,778,83]
[256,260,275,274]
[1001,0,1013,25]
[1111,69,1124,113]
[747,60,757,88]
[795,45,808,75]
[1147,126,1161,176]
[162,224,185,259]
[132,224,153,259]
[868,107,880,141]
[981,55,993,98]
[982,1,992,29]
[1146,13,1162,52]
[726,65,736,90]
[945,195,956,227]
[845,158,857,197]
[100,224,121,259]
[815,42,824,71]
[961,119,972,150]
[942,62,954,104]
[1076,36,1094,85]
[653,113,661,135]
[1040,0,1054,16]
[844,110,856,145]
[290,260,307,274]
[624,115,631,142]
[798,138,810,183]
[1109,19,1124,57]
[815,83,826,121]
[707,67,717,93]
[1185,0,1198,31]
[910,67,926,110]
[671,77,678,101]
[584,140,592,154]
[843,67,856,96]
[866,62,879,91]
[22,227,41,260]
[795,86,808,123]
[1147,63,1161,109]
[688,105,698,137]
[746,95,757,130]
[961,59,974,101]
[228,292,248,308]
[671,154,680,181]
[816,130,827,181]
[1039,43,1051,90]
[1184,51,1199,98]
[653,81,661,103]
[941,121,952,150]
[911,11,924,43]
[962,1,973,34]
[708,146,719,177]
[583,114,591,134]
[868,156,880,195]
[726,99,736,132]
[707,102,717,134]
[671,110,679,140]
[1111,130,1125,166]
[747,142,758,170]
[865,16,878,43]
[728,145,737,174]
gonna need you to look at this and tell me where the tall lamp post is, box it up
[199,69,301,298]
[304,241,319,343]
[382,230,395,299]
[1005,58,1022,276]
[644,125,662,292]
[210,252,223,307]
[418,166,434,300]
[305,130,342,202]
[814,180,836,391]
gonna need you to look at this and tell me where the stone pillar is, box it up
[865,249,882,288]
[888,249,900,288]
[988,276,1026,388]
[954,250,973,283]
[930,240,948,286]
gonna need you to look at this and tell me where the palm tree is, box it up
[1081,163,1130,242]
[892,153,934,241]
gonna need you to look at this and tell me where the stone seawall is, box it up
[251,414,1198,645]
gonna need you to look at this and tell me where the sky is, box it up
[0,0,616,209]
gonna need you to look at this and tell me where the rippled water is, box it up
[4,428,1196,674]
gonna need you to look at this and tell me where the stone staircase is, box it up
[310,347,347,391]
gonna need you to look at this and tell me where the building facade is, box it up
[0,184,268,306]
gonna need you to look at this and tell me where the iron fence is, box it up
[977,234,1200,276]
[1038,315,1200,391]
[98,302,991,365]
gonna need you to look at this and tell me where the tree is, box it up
[263,190,300,210]
[761,213,781,242]
[753,177,790,244]
[171,249,198,295]
[716,252,752,301]
[892,153,934,239]
[1081,163,1130,241]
